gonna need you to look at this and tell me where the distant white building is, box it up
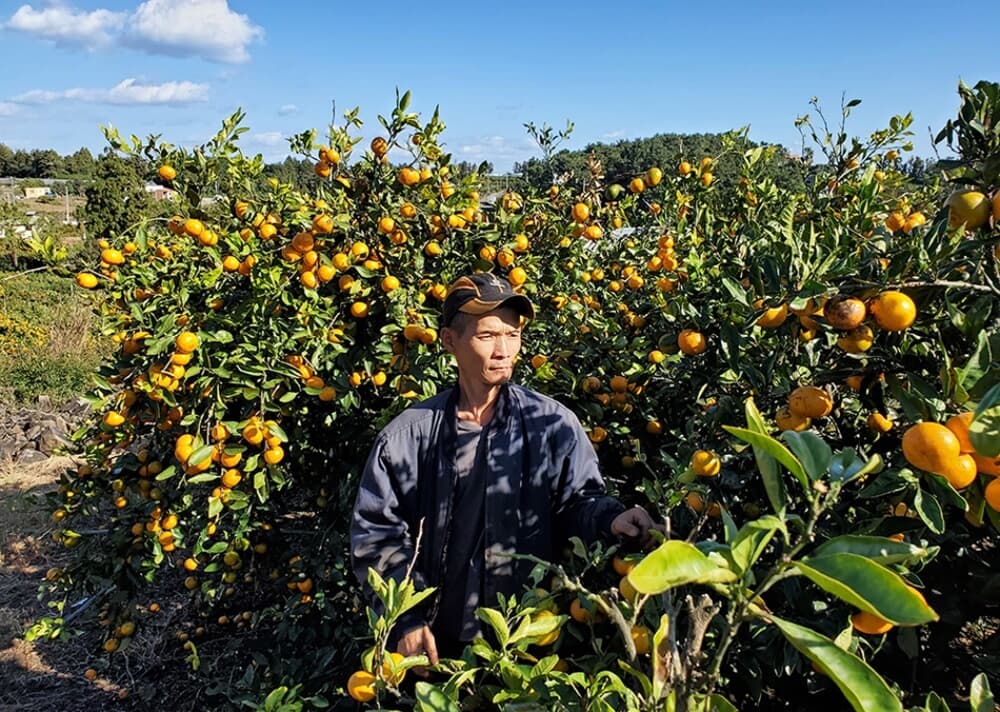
[23,186,54,200]
[145,183,177,201]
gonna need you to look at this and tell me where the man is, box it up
[350,273,659,666]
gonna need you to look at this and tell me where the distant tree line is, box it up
[0,143,98,179]
[512,132,937,193]
[261,156,494,186]
[515,132,806,194]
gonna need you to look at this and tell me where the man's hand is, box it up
[396,624,438,678]
[611,506,664,550]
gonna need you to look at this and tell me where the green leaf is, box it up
[743,399,786,515]
[922,691,952,712]
[970,672,994,712]
[706,694,739,712]
[629,540,737,595]
[811,535,929,565]
[771,616,903,712]
[795,553,937,625]
[262,421,288,443]
[780,431,832,480]
[913,488,945,534]
[186,473,217,484]
[923,472,969,511]
[958,329,992,392]
[723,425,808,490]
[414,681,461,712]
[729,516,782,576]
[720,277,749,306]
[828,448,878,484]
[508,612,565,646]
[857,468,911,498]
[155,464,178,481]
[971,383,1000,457]
[396,586,437,619]
[476,607,510,648]
[188,444,215,467]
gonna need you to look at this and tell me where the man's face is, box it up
[441,307,523,389]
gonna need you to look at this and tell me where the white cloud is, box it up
[0,102,18,116]
[247,131,284,147]
[278,104,298,116]
[456,135,536,173]
[459,135,507,155]
[3,0,262,63]
[4,3,126,49]
[126,0,264,64]
[602,130,627,140]
[459,135,529,159]
[12,78,209,105]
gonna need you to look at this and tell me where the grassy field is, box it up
[0,270,106,405]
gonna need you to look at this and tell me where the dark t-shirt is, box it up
[436,417,488,642]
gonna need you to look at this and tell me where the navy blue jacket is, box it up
[350,383,625,635]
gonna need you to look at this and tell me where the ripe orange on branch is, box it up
[755,302,789,328]
[776,407,810,432]
[944,412,976,453]
[691,450,721,477]
[852,611,893,635]
[870,291,916,331]
[677,329,707,356]
[901,422,961,475]
[947,190,990,229]
[175,331,200,354]
[347,670,377,702]
[788,386,833,419]
[75,272,99,289]
[985,478,1000,511]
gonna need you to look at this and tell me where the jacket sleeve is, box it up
[350,434,429,636]
[551,413,626,544]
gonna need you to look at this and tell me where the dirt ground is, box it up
[0,458,147,710]
[0,457,248,712]
[1,458,115,709]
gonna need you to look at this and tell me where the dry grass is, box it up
[44,299,97,360]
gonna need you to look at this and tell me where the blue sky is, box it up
[1,0,998,173]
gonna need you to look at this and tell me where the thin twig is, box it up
[0,266,49,282]
[895,279,997,293]
[404,517,424,581]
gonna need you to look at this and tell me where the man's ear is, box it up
[440,326,455,354]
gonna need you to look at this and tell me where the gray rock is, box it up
[35,421,73,455]
[16,447,49,464]
[0,439,24,462]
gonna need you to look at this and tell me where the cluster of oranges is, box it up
[903,415,1000,494]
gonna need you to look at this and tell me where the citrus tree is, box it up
[48,81,1000,708]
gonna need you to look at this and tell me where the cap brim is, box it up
[459,295,535,320]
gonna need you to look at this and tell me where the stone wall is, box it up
[0,396,88,465]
